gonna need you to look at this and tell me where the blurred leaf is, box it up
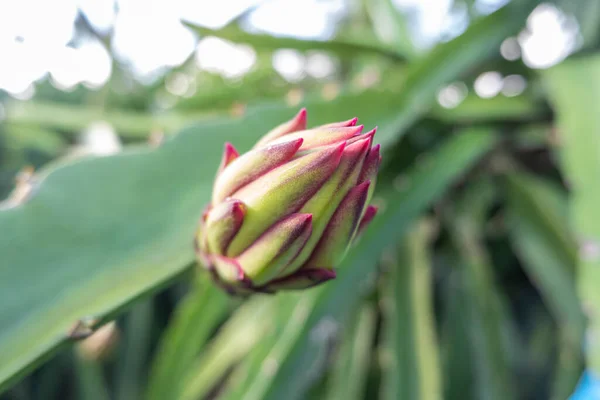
[3,123,67,155]
[325,304,377,400]
[525,309,560,399]
[431,93,546,123]
[505,172,584,399]
[3,101,206,138]
[381,1,538,144]
[146,278,229,400]
[188,2,537,151]
[181,297,274,400]
[7,0,538,148]
[555,0,600,48]
[115,300,154,400]
[513,124,554,151]
[364,0,416,57]
[0,123,67,200]
[551,341,583,400]
[184,23,406,62]
[175,68,292,112]
[0,91,400,393]
[438,180,507,400]
[247,128,498,400]
[448,189,516,400]
[442,268,477,400]
[544,53,600,374]
[220,293,316,400]
[73,350,110,400]
[505,173,583,343]
[380,220,442,400]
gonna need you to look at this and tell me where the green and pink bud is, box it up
[195,109,381,295]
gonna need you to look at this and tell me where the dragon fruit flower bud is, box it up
[195,109,381,295]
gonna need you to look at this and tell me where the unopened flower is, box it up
[195,109,381,295]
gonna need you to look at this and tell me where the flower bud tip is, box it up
[213,255,246,282]
[291,108,308,131]
[296,108,307,120]
[230,201,245,221]
[224,143,239,160]
[319,117,358,128]
[307,268,337,281]
[217,143,240,174]
[356,204,378,240]
[262,268,336,291]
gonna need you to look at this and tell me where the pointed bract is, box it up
[253,108,307,148]
[354,205,378,242]
[201,204,211,224]
[195,229,211,267]
[294,127,374,156]
[358,143,381,203]
[212,138,303,203]
[263,268,336,291]
[237,213,312,285]
[307,181,370,267]
[204,199,246,254]
[318,117,358,128]
[217,143,239,176]
[282,136,371,274]
[212,255,247,285]
[196,206,212,266]
[347,127,376,146]
[269,125,364,151]
[226,143,345,256]
[358,143,381,184]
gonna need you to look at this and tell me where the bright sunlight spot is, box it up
[437,82,468,108]
[519,3,580,69]
[474,71,503,98]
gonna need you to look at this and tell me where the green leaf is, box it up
[188,1,536,151]
[146,277,229,400]
[3,123,68,155]
[181,297,275,400]
[364,0,416,57]
[431,93,546,123]
[555,0,600,48]
[441,268,477,400]
[115,300,154,400]
[525,310,562,400]
[0,92,397,392]
[3,101,206,138]
[325,304,377,400]
[505,172,584,399]
[544,54,600,374]
[505,173,583,344]
[251,128,498,400]
[184,23,406,62]
[380,220,442,400]
[73,350,111,400]
[448,189,516,400]
[220,293,317,400]
[7,1,535,148]
[386,1,538,140]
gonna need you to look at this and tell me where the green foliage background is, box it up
[1,1,599,399]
